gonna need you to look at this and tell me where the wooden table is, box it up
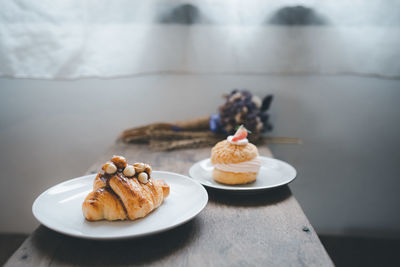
[6,142,333,266]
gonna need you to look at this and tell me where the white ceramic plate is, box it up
[189,156,297,191]
[32,171,208,240]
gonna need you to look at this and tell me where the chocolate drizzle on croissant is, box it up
[82,156,170,221]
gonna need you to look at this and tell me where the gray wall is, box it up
[1,74,399,238]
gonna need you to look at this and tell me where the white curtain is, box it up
[0,0,399,79]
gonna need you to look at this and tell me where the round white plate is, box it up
[189,156,297,191]
[32,171,208,240]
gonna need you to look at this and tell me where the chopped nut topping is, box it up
[111,155,127,169]
[144,164,152,176]
[134,162,146,173]
[138,172,148,184]
[102,162,117,175]
[123,165,135,177]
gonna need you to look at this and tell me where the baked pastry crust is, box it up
[211,138,260,185]
[82,158,169,221]
[83,187,127,221]
[211,140,258,164]
[212,168,257,185]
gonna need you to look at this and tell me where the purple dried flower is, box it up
[212,89,273,135]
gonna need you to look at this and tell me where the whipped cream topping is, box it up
[227,135,249,145]
[214,157,261,173]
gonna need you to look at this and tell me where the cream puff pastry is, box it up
[211,126,261,185]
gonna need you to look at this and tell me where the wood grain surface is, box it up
[6,142,333,266]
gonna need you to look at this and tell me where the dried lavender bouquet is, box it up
[120,90,300,151]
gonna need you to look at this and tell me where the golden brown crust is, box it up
[109,175,155,220]
[156,180,170,198]
[82,158,170,221]
[93,173,107,191]
[211,140,259,164]
[212,168,257,185]
[83,175,169,221]
[82,188,127,221]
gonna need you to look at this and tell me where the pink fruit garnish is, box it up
[231,125,248,141]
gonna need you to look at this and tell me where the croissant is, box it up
[82,156,170,221]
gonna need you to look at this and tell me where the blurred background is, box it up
[1,0,400,265]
